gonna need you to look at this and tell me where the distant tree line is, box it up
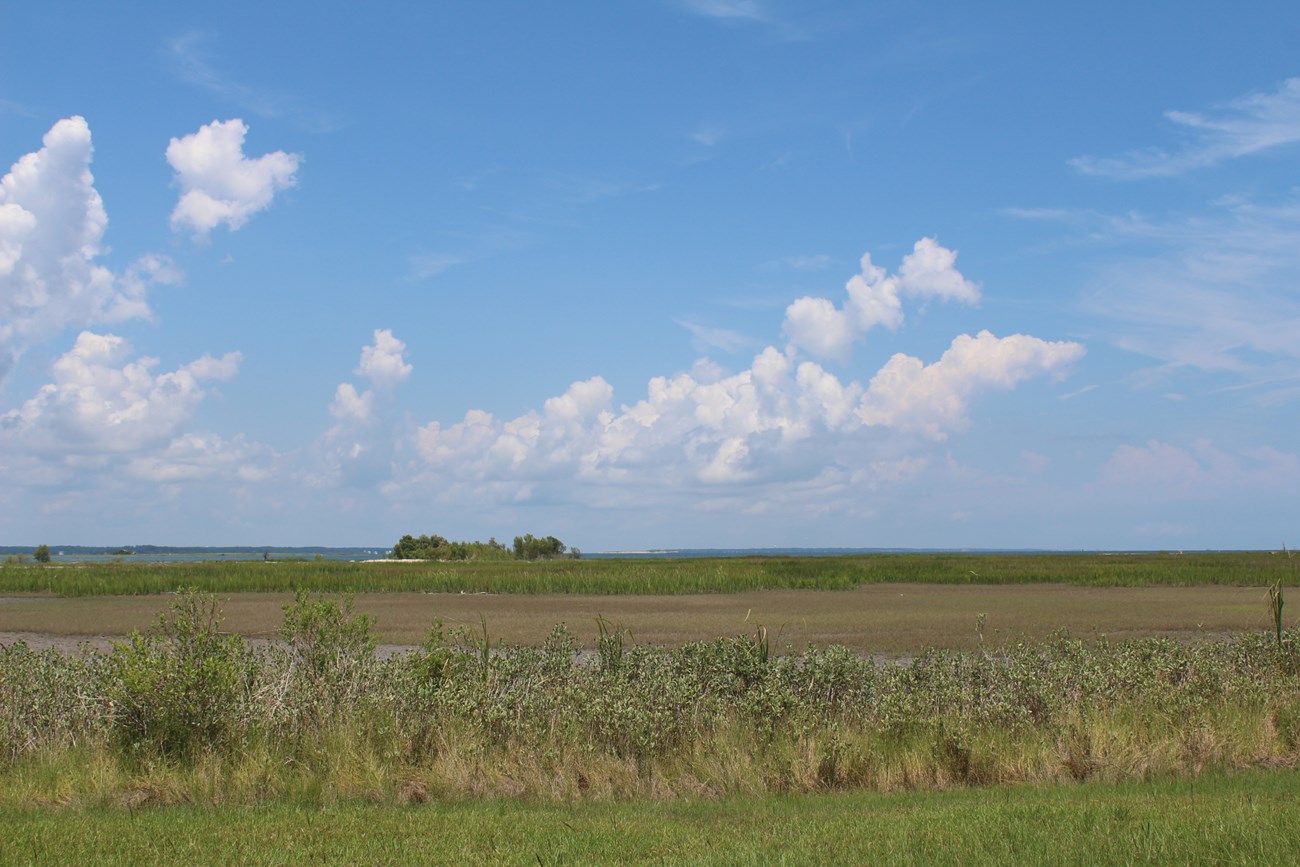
[390,533,578,562]
[3,544,53,565]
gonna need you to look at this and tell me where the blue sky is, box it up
[2,0,1298,550]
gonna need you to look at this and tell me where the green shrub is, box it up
[106,590,248,759]
[279,590,376,712]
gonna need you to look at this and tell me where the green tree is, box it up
[390,533,512,561]
[512,533,568,560]
[33,544,51,563]
[391,534,449,559]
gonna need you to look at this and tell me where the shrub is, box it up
[279,590,377,710]
[106,590,248,759]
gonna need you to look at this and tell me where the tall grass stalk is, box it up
[1269,579,1284,645]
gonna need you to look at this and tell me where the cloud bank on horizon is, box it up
[2,1,1297,550]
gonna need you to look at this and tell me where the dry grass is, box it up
[0,583,1277,654]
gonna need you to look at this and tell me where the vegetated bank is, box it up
[0,550,1294,597]
[2,591,1299,809]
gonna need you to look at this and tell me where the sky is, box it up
[2,1,1298,551]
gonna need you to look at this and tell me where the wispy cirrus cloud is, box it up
[165,32,341,132]
[1058,384,1098,401]
[1008,189,1300,402]
[690,125,726,147]
[1098,439,1299,502]
[166,33,281,116]
[1071,78,1300,178]
[676,0,807,39]
[768,253,832,271]
[408,253,464,281]
[1083,196,1300,383]
[0,98,32,118]
[680,0,770,22]
[675,319,753,355]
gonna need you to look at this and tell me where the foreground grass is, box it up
[0,551,1294,597]
[3,769,1297,865]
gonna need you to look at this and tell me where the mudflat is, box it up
[0,583,1272,654]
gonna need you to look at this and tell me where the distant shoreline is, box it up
[1,545,1263,563]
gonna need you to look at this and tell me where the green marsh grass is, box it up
[0,551,1291,597]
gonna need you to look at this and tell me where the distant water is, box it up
[23,550,386,564]
[585,547,1066,559]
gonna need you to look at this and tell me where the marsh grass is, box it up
[0,551,1292,597]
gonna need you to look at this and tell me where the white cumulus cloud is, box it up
[127,432,274,483]
[859,330,1085,439]
[782,238,978,362]
[315,329,413,488]
[327,330,411,423]
[329,382,374,422]
[782,295,867,363]
[897,237,981,304]
[0,331,241,454]
[167,118,300,238]
[401,245,1077,508]
[355,328,412,388]
[0,117,175,380]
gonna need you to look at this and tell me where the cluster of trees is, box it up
[389,535,513,561]
[511,533,571,561]
[390,533,577,562]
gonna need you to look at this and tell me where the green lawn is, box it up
[3,769,1295,865]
